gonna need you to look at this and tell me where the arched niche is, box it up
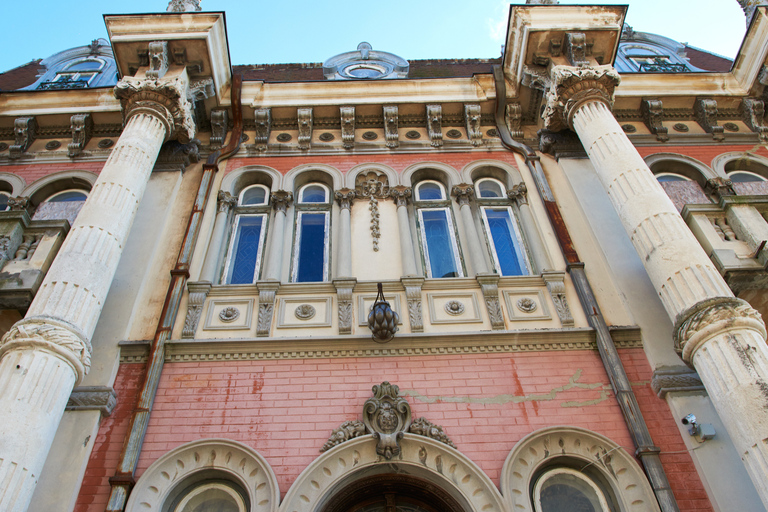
[125,439,279,512]
[401,162,461,189]
[461,160,523,189]
[500,426,660,512]
[279,434,506,512]
[221,166,281,197]
[345,163,399,190]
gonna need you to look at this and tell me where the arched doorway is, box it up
[321,473,466,512]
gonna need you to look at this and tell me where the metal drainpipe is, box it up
[492,66,679,512]
[105,75,244,512]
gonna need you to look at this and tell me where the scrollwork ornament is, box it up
[674,297,766,364]
[409,417,456,448]
[363,381,412,459]
[444,300,465,316]
[295,304,316,320]
[320,420,367,452]
[219,307,240,323]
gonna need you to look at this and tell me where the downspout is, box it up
[492,66,679,512]
[105,75,244,512]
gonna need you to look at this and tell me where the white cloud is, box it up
[486,2,509,42]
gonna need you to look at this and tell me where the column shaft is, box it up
[200,193,235,282]
[458,203,489,275]
[517,202,552,271]
[396,204,417,276]
[337,207,352,278]
[264,195,290,281]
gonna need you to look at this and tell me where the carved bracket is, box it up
[298,107,313,150]
[564,32,589,67]
[334,278,356,335]
[694,98,725,142]
[340,106,355,149]
[10,117,36,160]
[641,99,669,142]
[464,104,483,146]
[210,109,229,148]
[542,271,574,327]
[66,386,117,416]
[182,281,212,338]
[321,382,455,458]
[254,107,272,151]
[426,104,443,147]
[506,103,524,139]
[401,276,424,332]
[741,98,768,142]
[68,114,93,158]
[383,105,399,148]
[256,282,280,337]
[705,177,735,199]
[477,274,505,330]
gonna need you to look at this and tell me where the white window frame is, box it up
[416,207,464,279]
[46,189,89,202]
[654,172,690,183]
[728,170,766,182]
[222,213,268,285]
[475,177,506,199]
[238,184,270,205]
[480,206,531,276]
[298,183,330,204]
[533,467,612,512]
[291,210,330,282]
[414,180,446,201]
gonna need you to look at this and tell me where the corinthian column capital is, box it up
[334,189,356,210]
[390,186,412,208]
[114,71,196,143]
[674,297,766,364]
[271,191,293,214]
[543,65,621,132]
[451,184,475,207]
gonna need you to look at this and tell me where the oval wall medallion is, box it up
[723,122,739,132]
[45,140,61,150]
[98,138,114,148]
[405,130,421,140]
[219,306,240,323]
[486,128,498,137]
[295,304,316,320]
[240,133,250,142]
[516,298,537,313]
[446,129,462,139]
[673,123,689,133]
[362,131,378,140]
[621,124,637,133]
[276,133,292,142]
[444,300,465,316]
[319,132,335,142]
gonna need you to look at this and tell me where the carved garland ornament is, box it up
[0,319,93,374]
[321,382,455,458]
[543,65,621,132]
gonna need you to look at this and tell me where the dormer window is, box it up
[323,42,409,80]
[39,58,106,90]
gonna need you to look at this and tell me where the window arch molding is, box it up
[461,159,523,191]
[345,163,399,189]
[21,170,97,208]
[500,426,660,512]
[401,161,461,189]
[279,434,505,512]
[124,438,279,512]
[644,153,714,188]
[220,166,281,198]
[0,173,26,197]
[283,164,343,193]
[711,152,768,181]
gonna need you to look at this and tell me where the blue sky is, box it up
[0,1,746,72]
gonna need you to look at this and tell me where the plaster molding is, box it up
[383,105,399,148]
[125,439,279,512]
[10,117,36,160]
[500,426,661,512]
[68,114,94,158]
[254,107,272,151]
[426,104,443,147]
[651,366,705,397]
[543,65,621,132]
[640,99,669,142]
[66,386,117,416]
[464,104,483,146]
[340,106,356,149]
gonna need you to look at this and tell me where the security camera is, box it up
[681,414,696,426]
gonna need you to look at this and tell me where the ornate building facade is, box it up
[0,2,767,512]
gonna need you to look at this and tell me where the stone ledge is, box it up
[66,386,117,416]
[651,366,706,397]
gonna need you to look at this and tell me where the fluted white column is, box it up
[391,187,418,276]
[549,64,768,507]
[264,191,292,281]
[334,189,355,278]
[452,184,489,276]
[0,72,193,512]
[200,191,237,282]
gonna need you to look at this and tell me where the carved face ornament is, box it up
[376,402,398,433]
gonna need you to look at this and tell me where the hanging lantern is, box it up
[368,283,399,343]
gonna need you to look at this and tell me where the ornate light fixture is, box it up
[368,283,399,343]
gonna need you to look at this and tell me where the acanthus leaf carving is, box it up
[181,282,210,339]
[641,99,669,142]
[401,277,424,333]
[543,274,574,327]
[217,190,237,213]
[320,420,367,452]
[409,417,456,448]
[209,109,229,148]
[68,114,93,157]
[297,107,313,150]
[270,191,293,214]
[426,104,443,147]
[254,107,272,151]
[506,102,524,139]
[390,186,412,208]
[340,106,355,149]
[256,283,279,337]
[477,274,504,330]
[334,279,356,335]
[694,98,725,142]
[383,105,399,148]
[543,65,620,132]
[464,104,483,146]
[451,184,474,208]
[10,117,36,160]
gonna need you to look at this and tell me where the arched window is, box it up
[223,185,270,285]
[292,182,331,282]
[414,180,463,279]
[46,189,89,202]
[533,467,614,512]
[170,481,248,512]
[727,170,766,183]
[654,172,689,183]
[41,58,106,90]
[474,178,531,276]
[0,192,9,212]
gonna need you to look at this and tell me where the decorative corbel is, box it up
[564,32,589,67]
[209,109,229,148]
[188,78,215,102]
[705,177,735,199]
[254,107,272,151]
[9,117,36,160]
[464,104,483,146]
[694,98,725,142]
[146,41,169,79]
[477,274,505,330]
[297,107,313,150]
[401,276,424,333]
[740,98,768,142]
[383,105,399,148]
[340,106,355,149]
[506,103,524,139]
[68,113,93,158]
[333,278,356,335]
[256,281,280,337]
[542,271,574,327]
[182,281,212,338]
[426,104,443,147]
[641,99,669,142]
[334,188,356,211]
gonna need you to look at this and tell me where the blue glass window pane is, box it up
[296,213,327,282]
[0,194,9,211]
[485,209,525,276]
[228,216,264,284]
[67,60,102,71]
[241,186,267,205]
[301,185,327,203]
[417,182,443,201]
[48,191,88,202]
[478,180,503,198]
[421,209,459,278]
